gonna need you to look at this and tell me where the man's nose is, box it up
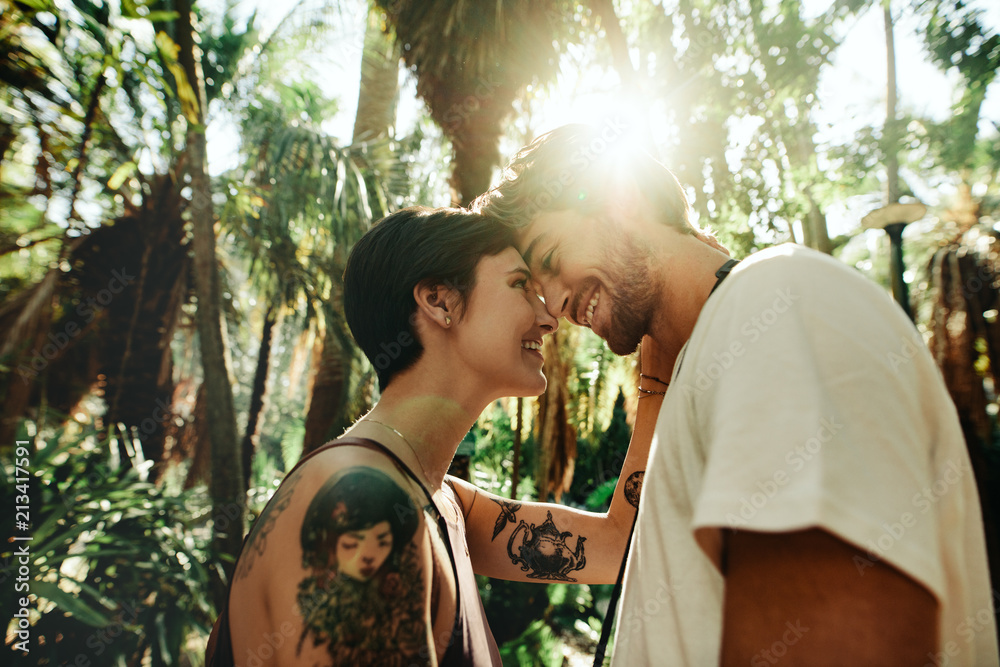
[537,280,570,320]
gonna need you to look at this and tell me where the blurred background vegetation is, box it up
[1,0,998,664]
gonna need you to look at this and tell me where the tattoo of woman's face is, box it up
[295,467,426,662]
[335,521,394,581]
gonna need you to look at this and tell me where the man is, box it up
[474,123,999,665]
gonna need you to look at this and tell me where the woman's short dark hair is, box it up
[343,206,514,391]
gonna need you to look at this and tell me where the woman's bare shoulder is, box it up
[228,439,439,665]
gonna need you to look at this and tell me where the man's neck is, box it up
[644,233,735,376]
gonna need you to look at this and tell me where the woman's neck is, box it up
[346,382,485,492]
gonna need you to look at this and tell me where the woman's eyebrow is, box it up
[507,267,532,279]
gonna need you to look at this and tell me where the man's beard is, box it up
[601,234,659,356]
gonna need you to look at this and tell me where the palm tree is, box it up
[301,4,403,455]
[375,0,564,205]
[0,2,200,469]
[217,71,402,464]
[0,0,265,605]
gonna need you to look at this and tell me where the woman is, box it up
[207,206,661,666]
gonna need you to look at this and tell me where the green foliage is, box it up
[499,619,564,667]
[5,0,998,663]
[1,419,213,665]
[621,0,856,249]
[478,576,551,647]
[197,0,258,105]
[918,0,1000,173]
[470,401,538,499]
[491,583,604,667]
[570,390,631,511]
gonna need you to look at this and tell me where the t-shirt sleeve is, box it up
[687,251,946,602]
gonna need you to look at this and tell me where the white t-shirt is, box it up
[611,244,999,666]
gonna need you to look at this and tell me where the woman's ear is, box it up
[413,281,458,329]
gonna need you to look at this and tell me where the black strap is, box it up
[712,258,740,293]
[591,258,740,666]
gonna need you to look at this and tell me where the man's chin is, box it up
[605,330,644,357]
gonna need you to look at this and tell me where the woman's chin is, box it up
[514,375,547,397]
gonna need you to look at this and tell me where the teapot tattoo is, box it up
[507,511,587,581]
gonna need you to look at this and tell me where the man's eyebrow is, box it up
[520,233,546,269]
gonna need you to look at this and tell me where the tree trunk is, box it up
[535,330,577,502]
[302,7,399,454]
[511,397,523,499]
[302,324,348,455]
[175,0,244,607]
[793,124,833,254]
[241,304,277,492]
[589,0,637,88]
[449,114,505,207]
[884,3,900,206]
[352,7,399,142]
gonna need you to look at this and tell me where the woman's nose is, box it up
[533,294,558,334]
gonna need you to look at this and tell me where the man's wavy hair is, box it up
[343,206,514,391]
[472,123,696,235]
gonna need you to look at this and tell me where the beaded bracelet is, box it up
[640,373,670,386]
